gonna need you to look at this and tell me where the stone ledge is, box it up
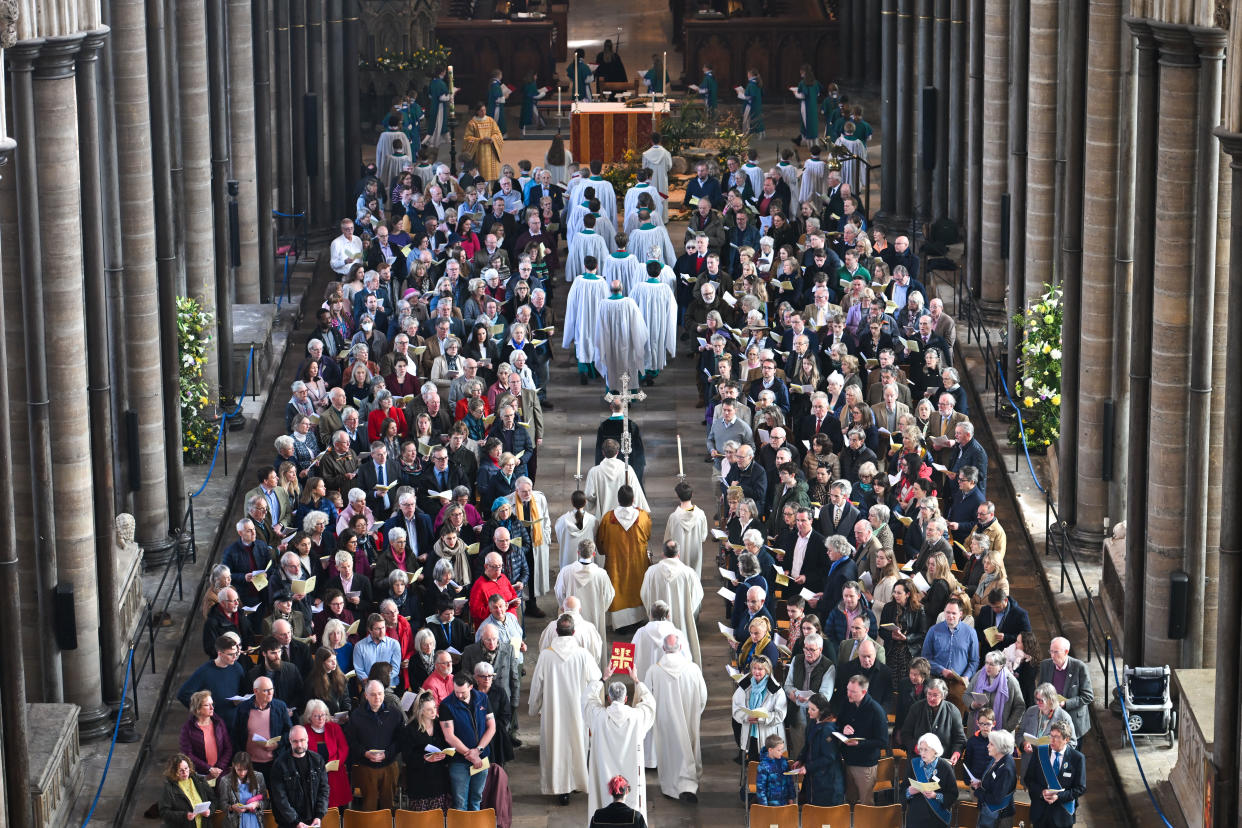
[29,703,82,828]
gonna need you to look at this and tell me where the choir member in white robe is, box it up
[529,615,602,800]
[568,196,616,246]
[663,483,710,578]
[623,203,666,234]
[564,217,611,283]
[798,148,829,207]
[593,281,649,393]
[641,137,673,219]
[624,174,662,224]
[627,211,677,267]
[579,170,617,222]
[776,155,801,214]
[742,158,765,199]
[602,247,647,296]
[561,257,609,376]
[629,262,678,380]
[538,597,605,663]
[631,604,692,768]
[639,542,704,665]
[375,129,413,190]
[554,493,598,569]
[583,673,657,822]
[553,539,616,651]
[584,445,650,518]
[834,125,868,194]
[645,633,709,801]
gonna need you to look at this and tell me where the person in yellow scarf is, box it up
[512,477,552,602]
[158,753,214,827]
[737,616,783,679]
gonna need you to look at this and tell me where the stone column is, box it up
[7,39,64,700]
[1181,25,1225,667]
[111,0,173,558]
[852,0,865,86]
[176,0,218,400]
[1005,0,1027,387]
[839,0,853,85]
[1023,0,1059,292]
[1122,16,1157,665]
[291,0,308,215]
[78,26,123,707]
[932,0,950,220]
[34,32,112,739]
[895,0,914,220]
[914,0,932,222]
[274,0,293,213]
[865,0,881,89]
[342,0,360,193]
[1211,127,1242,828]
[979,0,1009,310]
[947,0,966,225]
[1142,21,1198,668]
[164,0,184,294]
[207,0,234,394]
[306,0,326,226]
[966,0,983,296]
[227,0,260,302]
[327,0,345,218]
[1206,112,1231,673]
[1071,0,1123,554]
[253,0,275,303]
[1055,0,1086,538]
[880,0,897,216]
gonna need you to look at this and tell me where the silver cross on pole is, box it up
[604,372,646,477]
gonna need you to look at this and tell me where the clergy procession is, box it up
[158,35,1095,828]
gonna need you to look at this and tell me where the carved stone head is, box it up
[115,513,136,546]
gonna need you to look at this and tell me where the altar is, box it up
[570,101,670,164]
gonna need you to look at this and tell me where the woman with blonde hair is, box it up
[973,548,1010,603]
[922,551,960,625]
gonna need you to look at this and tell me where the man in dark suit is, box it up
[381,492,435,567]
[719,156,755,204]
[488,402,535,477]
[831,639,890,716]
[907,314,953,370]
[1037,638,1095,739]
[366,224,408,287]
[1022,722,1086,827]
[794,393,845,454]
[748,358,791,417]
[357,442,401,520]
[817,480,861,539]
[480,196,519,251]
[415,444,470,515]
[270,618,314,678]
[595,398,646,484]
[786,507,828,597]
[947,422,989,495]
[889,234,920,282]
[683,161,724,210]
[946,465,987,547]
[525,168,565,214]
[974,590,1031,655]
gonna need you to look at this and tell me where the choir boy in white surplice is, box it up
[561,255,609,379]
[629,261,678,382]
[593,281,649,394]
[627,209,677,267]
[528,614,602,800]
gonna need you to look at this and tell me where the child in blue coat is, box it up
[755,734,798,806]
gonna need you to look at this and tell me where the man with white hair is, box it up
[538,595,604,663]
[1038,637,1094,739]
[510,475,552,599]
[640,540,704,663]
[529,613,602,805]
[583,664,657,822]
[554,539,615,656]
[630,601,691,684]
[645,632,708,802]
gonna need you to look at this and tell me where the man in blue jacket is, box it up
[683,161,724,210]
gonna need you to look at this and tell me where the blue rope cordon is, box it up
[271,209,306,219]
[190,345,256,499]
[995,360,1047,494]
[1106,638,1176,828]
[79,642,137,827]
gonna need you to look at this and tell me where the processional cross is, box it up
[604,372,646,481]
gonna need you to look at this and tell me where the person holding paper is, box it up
[880,580,929,690]
[900,677,967,763]
[921,597,979,683]
[233,678,292,780]
[179,691,233,779]
[975,589,1032,657]
[300,700,351,809]
[946,464,987,548]
[178,635,247,729]
[834,674,888,805]
[782,631,835,742]
[157,753,215,828]
[972,727,1018,828]
[345,680,403,811]
[438,673,496,811]
[1017,684,1076,755]
[1037,637,1095,740]
[1022,721,1086,827]
[903,732,959,827]
[398,691,453,812]
[268,726,330,828]
[202,588,257,660]
[459,625,518,714]
[214,752,269,828]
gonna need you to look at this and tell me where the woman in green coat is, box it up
[741,68,764,137]
[793,63,822,145]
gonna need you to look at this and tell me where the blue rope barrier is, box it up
[79,642,137,828]
[190,345,256,499]
[271,209,306,219]
[1106,638,1176,828]
[995,360,1047,494]
[276,252,291,310]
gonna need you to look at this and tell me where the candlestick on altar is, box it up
[662,51,667,103]
[676,434,685,480]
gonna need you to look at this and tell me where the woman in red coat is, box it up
[301,699,353,808]
[367,390,409,441]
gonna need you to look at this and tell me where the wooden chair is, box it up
[394,810,444,828]
[800,803,851,827]
[342,809,394,828]
[748,803,798,828]
[1013,800,1031,824]
[852,803,903,828]
[262,811,278,828]
[321,811,342,828]
[955,801,979,828]
[871,756,896,803]
[445,809,497,828]
[747,760,758,794]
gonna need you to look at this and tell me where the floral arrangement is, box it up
[177,297,217,464]
[359,44,452,74]
[601,148,641,197]
[1010,283,1062,449]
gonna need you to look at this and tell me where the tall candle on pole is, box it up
[662,51,667,103]
[676,434,684,479]
[576,436,582,478]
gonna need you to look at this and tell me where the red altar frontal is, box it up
[570,102,670,164]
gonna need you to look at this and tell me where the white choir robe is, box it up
[602,251,647,296]
[640,556,704,665]
[375,131,413,189]
[663,504,710,580]
[623,207,666,234]
[569,176,617,222]
[630,277,677,374]
[623,182,661,223]
[641,145,673,218]
[584,457,650,519]
[561,272,608,363]
[742,162,765,198]
[798,158,829,207]
[554,559,616,651]
[554,508,599,569]
[568,206,618,249]
[538,608,604,664]
[583,680,658,822]
[645,652,709,796]
[528,636,602,795]
[776,161,800,214]
[835,134,868,193]
[631,619,692,767]
[627,222,677,267]
[593,294,649,391]
[564,231,611,283]
[510,489,552,596]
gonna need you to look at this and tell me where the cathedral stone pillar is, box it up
[947,0,966,225]
[1071,0,1123,556]
[1023,0,1058,293]
[932,0,950,220]
[914,0,932,222]
[895,0,914,219]
[227,0,260,302]
[253,0,275,303]
[880,0,896,216]
[1004,0,1027,385]
[965,0,983,296]
[979,0,1009,310]
[274,0,293,215]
